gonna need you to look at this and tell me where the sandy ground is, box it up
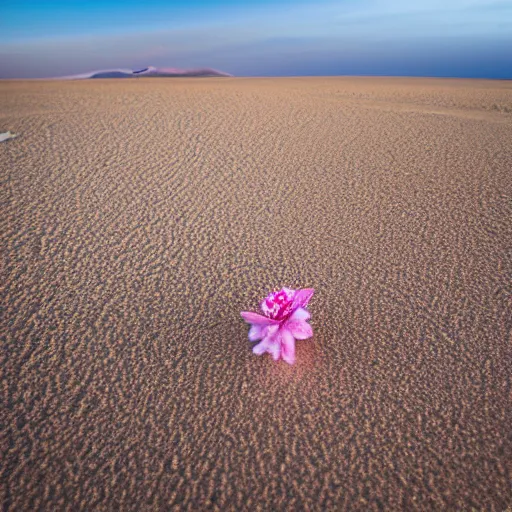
[1,77,511,511]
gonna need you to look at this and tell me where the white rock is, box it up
[0,131,18,142]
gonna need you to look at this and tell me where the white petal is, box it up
[253,333,281,360]
[253,339,270,355]
[287,319,313,340]
[269,341,281,361]
[280,329,296,365]
[248,325,264,341]
[290,307,311,321]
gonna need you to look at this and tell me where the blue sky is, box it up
[1,0,511,78]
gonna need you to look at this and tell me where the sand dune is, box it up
[1,77,511,511]
[45,66,233,80]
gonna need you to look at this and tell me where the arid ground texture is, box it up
[1,77,511,511]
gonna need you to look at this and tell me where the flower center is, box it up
[261,287,295,321]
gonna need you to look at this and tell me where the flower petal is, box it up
[248,325,264,341]
[260,287,295,321]
[290,307,311,322]
[279,329,296,365]
[253,335,281,360]
[269,341,281,361]
[249,324,279,342]
[286,319,313,340]
[241,311,280,326]
[252,339,270,355]
[292,288,314,310]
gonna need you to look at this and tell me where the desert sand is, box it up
[1,77,511,511]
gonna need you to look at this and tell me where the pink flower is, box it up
[241,287,314,364]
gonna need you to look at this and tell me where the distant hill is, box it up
[135,66,232,77]
[90,71,134,79]
[56,66,232,80]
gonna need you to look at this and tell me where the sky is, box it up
[1,0,511,78]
